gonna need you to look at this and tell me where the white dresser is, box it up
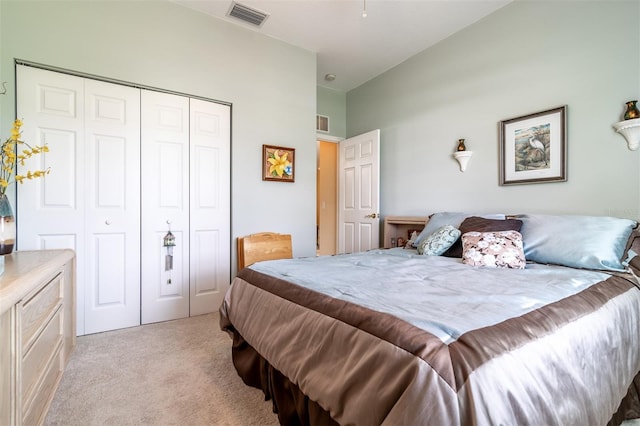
[0,250,76,426]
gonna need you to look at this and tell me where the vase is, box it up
[0,195,16,255]
[624,100,640,120]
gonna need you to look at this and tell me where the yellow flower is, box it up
[10,128,19,141]
[0,119,50,195]
[267,150,291,177]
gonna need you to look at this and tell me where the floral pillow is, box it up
[461,230,526,269]
[417,225,461,256]
[442,216,523,258]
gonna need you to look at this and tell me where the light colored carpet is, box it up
[45,313,279,426]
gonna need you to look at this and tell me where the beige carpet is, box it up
[45,313,279,426]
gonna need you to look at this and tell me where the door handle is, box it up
[365,213,379,219]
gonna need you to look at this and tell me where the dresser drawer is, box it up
[21,272,63,352]
[22,342,63,426]
[22,307,63,408]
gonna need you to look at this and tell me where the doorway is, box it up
[317,129,381,256]
[317,140,338,256]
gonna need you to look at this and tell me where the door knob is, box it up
[365,213,379,219]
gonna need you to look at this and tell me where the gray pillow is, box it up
[518,214,637,271]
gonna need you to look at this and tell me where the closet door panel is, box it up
[93,233,127,304]
[158,142,185,207]
[17,65,88,334]
[189,99,230,315]
[39,129,77,208]
[36,235,77,250]
[141,90,190,324]
[84,79,140,334]
[191,229,219,295]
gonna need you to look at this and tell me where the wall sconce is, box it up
[613,100,640,150]
[453,139,473,172]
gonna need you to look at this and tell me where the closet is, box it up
[16,64,231,335]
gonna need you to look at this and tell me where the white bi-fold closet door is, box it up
[16,64,231,336]
[17,65,142,335]
[140,91,231,325]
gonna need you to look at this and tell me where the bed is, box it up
[220,212,640,425]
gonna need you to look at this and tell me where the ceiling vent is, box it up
[227,2,269,27]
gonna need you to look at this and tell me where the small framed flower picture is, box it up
[263,144,295,182]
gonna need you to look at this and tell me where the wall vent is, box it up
[227,2,269,27]
[316,115,330,132]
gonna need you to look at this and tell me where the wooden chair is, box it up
[237,232,293,270]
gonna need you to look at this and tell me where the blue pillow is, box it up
[413,212,505,248]
[519,214,637,271]
[417,225,461,255]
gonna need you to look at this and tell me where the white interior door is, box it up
[189,99,231,315]
[83,79,141,334]
[17,65,141,335]
[337,129,380,254]
[17,66,87,332]
[141,90,190,324]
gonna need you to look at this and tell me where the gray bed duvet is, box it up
[220,251,640,425]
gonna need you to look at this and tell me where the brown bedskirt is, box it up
[227,325,640,426]
[229,327,339,426]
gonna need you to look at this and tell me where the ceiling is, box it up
[172,0,512,92]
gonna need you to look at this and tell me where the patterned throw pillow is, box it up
[461,230,526,269]
[443,216,523,258]
[417,225,461,256]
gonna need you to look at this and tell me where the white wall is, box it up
[347,1,640,220]
[0,1,318,271]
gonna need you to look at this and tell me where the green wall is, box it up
[317,86,346,139]
[347,0,640,220]
[0,0,318,266]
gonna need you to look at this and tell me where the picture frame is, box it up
[499,106,567,186]
[262,144,295,182]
